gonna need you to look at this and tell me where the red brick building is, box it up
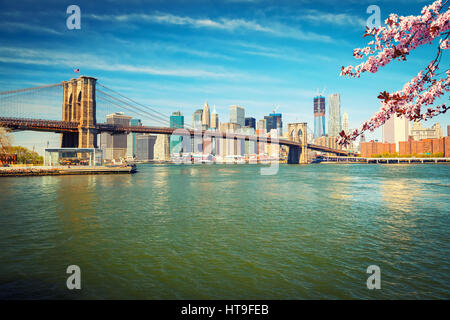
[399,137,449,157]
[360,141,396,157]
[361,137,450,158]
[0,154,17,165]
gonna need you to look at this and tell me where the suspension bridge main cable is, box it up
[0,83,62,96]
[96,88,177,128]
[97,83,192,129]
[96,93,171,127]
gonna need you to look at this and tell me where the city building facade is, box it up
[202,101,210,130]
[230,105,245,127]
[192,109,203,130]
[410,122,443,141]
[342,112,349,134]
[360,141,396,157]
[211,106,219,130]
[328,93,341,138]
[136,134,157,161]
[100,112,132,160]
[257,119,266,132]
[382,114,410,152]
[170,111,184,155]
[313,96,326,138]
[245,117,256,129]
[126,118,142,159]
[264,113,282,135]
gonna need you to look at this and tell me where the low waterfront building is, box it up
[361,137,450,157]
[0,153,17,165]
[44,148,103,166]
[360,141,396,157]
[399,137,450,157]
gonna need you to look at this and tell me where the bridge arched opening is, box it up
[290,128,302,144]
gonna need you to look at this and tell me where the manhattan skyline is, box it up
[1,0,449,153]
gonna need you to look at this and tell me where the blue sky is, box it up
[0,0,448,154]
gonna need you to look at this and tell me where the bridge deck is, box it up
[0,117,348,156]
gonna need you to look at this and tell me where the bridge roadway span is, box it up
[0,117,348,156]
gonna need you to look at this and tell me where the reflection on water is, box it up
[0,164,449,299]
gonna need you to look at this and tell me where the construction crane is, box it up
[316,87,327,97]
[272,105,280,114]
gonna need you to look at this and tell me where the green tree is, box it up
[0,127,11,154]
[9,146,43,165]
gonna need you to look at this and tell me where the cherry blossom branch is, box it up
[338,0,450,146]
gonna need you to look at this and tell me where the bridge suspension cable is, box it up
[96,92,171,127]
[97,83,192,129]
[96,89,174,127]
[0,83,62,96]
[0,82,62,120]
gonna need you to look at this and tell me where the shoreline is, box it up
[0,165,136,177]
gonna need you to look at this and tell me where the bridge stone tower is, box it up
[287,122,308,164]
[61,76,98,148]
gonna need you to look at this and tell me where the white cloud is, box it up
[0,21,62,35]
[87,13,333,42]
[300,10,366,27]
[0,46,253,80]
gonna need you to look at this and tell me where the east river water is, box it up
[0,164,449,299]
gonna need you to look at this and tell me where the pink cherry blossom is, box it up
[338,0,450,146]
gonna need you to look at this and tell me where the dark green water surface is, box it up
[0,164,449,299]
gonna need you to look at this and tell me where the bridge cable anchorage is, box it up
[0,83,62,96]
[96,94,172,127]
[96,89,176,127]
[97,83,193,129]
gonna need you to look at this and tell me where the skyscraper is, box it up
[264,113,282,135]
[170,111,184,155]
[202,101,210,130]
[136,134,157,161]
[211,106,219,130]
[257,119,267,132]
[101,112,132,160]
[127,118,142,159]
[230,105,245,127]
[314,96,326,138]
[342,112,349,135]
[170,111,184,129]
[382,114,410,152]
[245,117,256,129]
[328,93,341,138]
[192,109,203,130]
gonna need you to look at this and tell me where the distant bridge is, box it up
[0,76,348,163]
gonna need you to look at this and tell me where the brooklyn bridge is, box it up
[0,76,348,163]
